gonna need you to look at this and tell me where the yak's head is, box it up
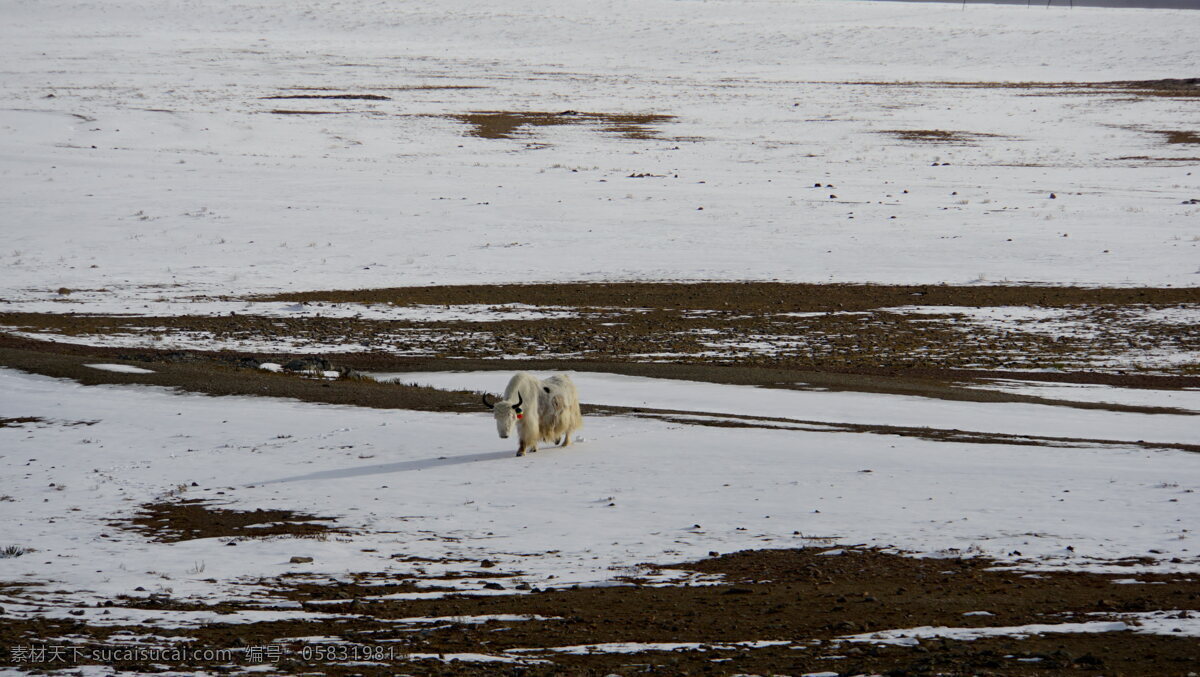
[482,392,524,439]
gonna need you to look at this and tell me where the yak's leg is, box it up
[561,430,573,447]
[516,424,530,457]
[517,432,536,456]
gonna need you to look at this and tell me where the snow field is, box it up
[2,0,1199,306]
[1,367,1197,624]
[379,370,1200,445]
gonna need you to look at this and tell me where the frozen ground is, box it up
[2,2,1198,671]
[965,378,1200,412]
[3,296,1197,375]
[379,370,1199,444]
[2,0,1200,307]
[2,367,1197,622]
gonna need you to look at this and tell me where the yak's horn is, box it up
[481,393,494,409]
[515,392,524,411]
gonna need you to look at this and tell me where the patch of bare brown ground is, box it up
[116,499,344,543]
[268,109,346,115]
[2,548,1197,674]
[1160,129,1200,145]
[0,336,483,412]
[250,282,1198,378]
[262,93,391,100]
[882,129,1002,144]
[280,85,485,92]
[1111,77,1200,98]
[8,283,1197,382]
[258,281,1200,310]
[1115,156,1200,163]
[3,280,1199,419]
[447,111,676,140]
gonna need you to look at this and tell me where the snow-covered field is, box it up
[2,1,1199,671]
[380,370,1199,444]
[2,367,1197,618]
[2,0,1200,307]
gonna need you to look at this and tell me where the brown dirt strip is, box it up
[8,282,1199,376]
[2,548,1197,674]
[7,305,1189,375]
[262,94,391,100]
[2,329,1198,414]
[256,281,1200,311]
[3,313,1199,398]
[0,416,43,428]
[245,282,1200,374]
[0,332,1194,418]
[0,338,481,413]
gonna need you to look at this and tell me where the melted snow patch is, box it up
[393,614,559,625]
[840,621,1131,646]
[0,601,361,629]
[1117,610,1200,637]
[402,652,544,664]
[0,298,581,323]
[84,363,155,374]
[844,613,1200,646]
[508,640,793,655]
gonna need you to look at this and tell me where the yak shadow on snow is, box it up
[256,449,517,485]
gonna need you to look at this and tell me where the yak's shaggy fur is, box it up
[486,372,582,457]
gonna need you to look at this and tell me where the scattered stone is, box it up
[290,556,314,564]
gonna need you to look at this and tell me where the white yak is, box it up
[482,372,582,457]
